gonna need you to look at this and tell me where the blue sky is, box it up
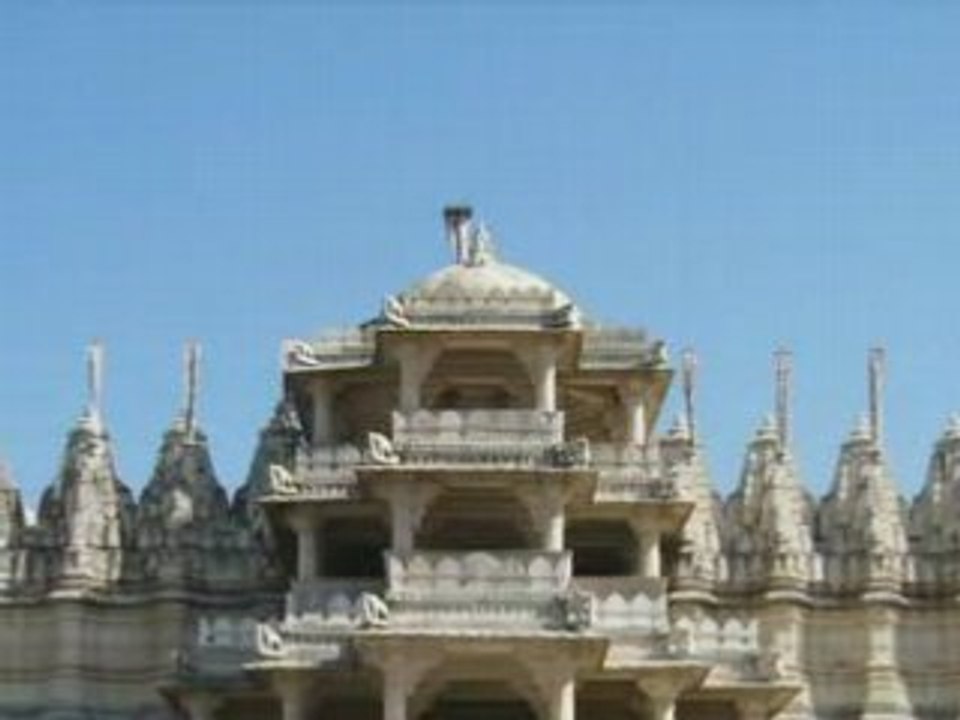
[1,3,959,508]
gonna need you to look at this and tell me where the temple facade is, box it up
[0,206,958,720]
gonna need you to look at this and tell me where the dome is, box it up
[402,258,573,308]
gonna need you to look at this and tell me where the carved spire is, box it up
[0,458,24,546]
[816,352,907,593]
[724,351,814,590]
[37,344,135,587]
[869,347,885,446]
[83,341,105,433]
[681,347,698,445]
[774,347,792,451]
[181,341,201,440]
[909,415,960,589]
[444,205,473,266]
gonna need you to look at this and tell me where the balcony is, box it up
[285,444,363,499]
[386,410,584,469]
[591,444,677,501]
[387,550,572,597]
[572,577,669,634]
[286,578,386,623]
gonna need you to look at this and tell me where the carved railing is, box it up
[286,578,385,622]
[573,577,669,634]
[290,444,363,498]
[580,327,659,369]
[389,410,581,468]
[387,551,572,597]
[591,444,676,501]
[672,612,759,656]
[283,329,376,371]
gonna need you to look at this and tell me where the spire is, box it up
[681,347,698,445]
[83,341,105,432]
[181,341,201,440]
[868,347,886,445]
[443,205,473,265]
[774,347,792,451]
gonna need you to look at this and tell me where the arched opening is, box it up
[577,681,644,720]
[422,349,534,410]
[321,515,389,578]
[417,488,537,550]
[566,519,638,576]
[419,680,538,720]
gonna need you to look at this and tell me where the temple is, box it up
[0,206,956,720]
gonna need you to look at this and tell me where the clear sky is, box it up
[1,3,959,510]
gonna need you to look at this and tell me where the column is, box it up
[638,528,661,578]
[638,679,679,720]
[397,343,437,413]
[548,675,575,720]
[545,507,565,552]
[620,383,647,446]
[737,699,768,720]
[383,663,409,720]
[289,510,317,582]
[182,694,219,720]
[311,378,333,445]
[648,694,676,720]
[275,674,309,720]
[390,492,414,554]
[525,345,558,412]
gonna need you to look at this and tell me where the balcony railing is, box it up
[288,444,364,498]
[387,550,572,597]
[388,410,580,468]
[286,578,386,622]
[591,444,677,501]
[573,577,669,634]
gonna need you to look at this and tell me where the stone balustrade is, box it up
[286,578,385,623]
[591,443,677,501]
[580,327,659,369]
[283,329,376,371]
[290,444,363,498]
[672,612,759,657]
[573,577,669,634]
[387,550,572,597]
[389,410,576,467]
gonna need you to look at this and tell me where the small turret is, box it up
[137,344,232,586]
[37,343,136,589]
[0,459,25,588]
[816,349,908,593]
[662,350,724,590]
[725,350,815,590]
[909,415,960,590]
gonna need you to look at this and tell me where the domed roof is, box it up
[403,257,573,307]
[377,209,581,330]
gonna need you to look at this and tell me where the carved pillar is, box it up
[521,345,558,412]
[182,694,220,720]
[638,528,661,578]
[386,483,437,554]
[311,378,333,445]
[519,485,565,552]
[288,510,317,582]
[737,699,768,720]
[274,673,310,720]
[545,506,565,553]
[638,678,679,720]
[396,343,440,413]
[547,674,576,720]
[619,382,647,446]
[383,666,408,720]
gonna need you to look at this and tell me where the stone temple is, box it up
[0,206,958,720]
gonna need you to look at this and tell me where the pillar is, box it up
[182,695,219,720]
[638,528,661,578]
[289,511,317,582]
[649,694,676,720]
[397,343,439,413]
[275,674,310,720]
[548,675,575,720]
[311,378,333,445]
[620,383,647,446]
[545,507,565,552]
[525,345,558,412]
[638,679,680,720]
[390,493,415,554]
[737,699,768,720]
[383,664,409,720]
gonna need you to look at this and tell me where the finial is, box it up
[868,347,886,445]
[681,348,697,444]
[84,341,105,430]
[774,347,793,449]
[757,413,778,440]
[443,205,473,265]
[182,342,201,439]
[944,413,960,439]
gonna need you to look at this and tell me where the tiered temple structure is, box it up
[0,206,958,720]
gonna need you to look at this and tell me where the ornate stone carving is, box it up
[256,623,286,658]
[358,592,390,628]
[382,295,411,328]
[367,432,400,465]
[268,464,300,495]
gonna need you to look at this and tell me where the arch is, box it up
[422,348,534,410]
[566,519,638,576]
[417,488,538,550]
